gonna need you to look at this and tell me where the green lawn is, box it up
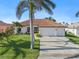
[0,34,39,59]
[65,32,79,44]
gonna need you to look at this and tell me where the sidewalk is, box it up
[37,37,79,59]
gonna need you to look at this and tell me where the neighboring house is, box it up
[14,19,66,37]
[0,21,11,33]
[65,22,79,36]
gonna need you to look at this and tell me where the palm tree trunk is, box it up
[29,1,35,49]
[30,17,34,49]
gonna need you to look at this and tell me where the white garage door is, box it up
[39,28,65,37]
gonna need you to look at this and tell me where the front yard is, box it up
[66,32,79,44]
[0,34,39,59]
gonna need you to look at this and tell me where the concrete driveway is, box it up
[37,37,79,59]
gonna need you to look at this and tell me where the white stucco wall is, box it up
[21,26,27,33]
[14,26,27,34]
[20,26,37,34]
[39,27,65,37]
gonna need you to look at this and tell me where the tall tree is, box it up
[12,22,22,27]
[12,22,22,34]
[16,0,56,49]
[45,17,56,22]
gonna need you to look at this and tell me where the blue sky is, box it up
[0,0,79,23]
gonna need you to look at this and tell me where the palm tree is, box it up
[12,22,22,27]
[16,0,56,49]
[76,11,79,17]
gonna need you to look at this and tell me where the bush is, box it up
[5,27,14,36]
[0,32,5,37]
[36,33,42,37]
[0,27,14,42]
[0,32,7,41]
[65,31,77,37]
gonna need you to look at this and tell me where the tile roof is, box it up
[0,21,11,26]
[21,19,66,28]
[0,21,11,32]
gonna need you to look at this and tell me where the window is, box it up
[34,27,39,33]
[27,26,39,33]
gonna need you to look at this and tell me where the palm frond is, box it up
[41,1,53,14]
[44,0,56,9]
[31,0,42,11]
[16,0,29,19]
[34,0,55,14]
[76,11,79,17]
[16,0,56,19]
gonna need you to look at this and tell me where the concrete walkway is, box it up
[37,37,79,59]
